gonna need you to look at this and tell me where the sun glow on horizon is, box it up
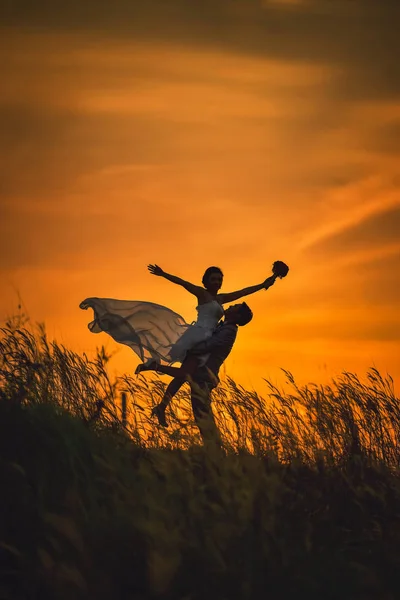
[1,15,399,393]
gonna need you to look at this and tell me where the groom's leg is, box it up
[190,382,222,450]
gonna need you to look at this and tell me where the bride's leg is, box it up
[160,355,199,404]
[152,355,199,426]
[147,354,199,380]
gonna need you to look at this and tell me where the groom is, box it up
[142,302,253,447]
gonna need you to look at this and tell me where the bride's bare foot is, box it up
[151,404,168,427]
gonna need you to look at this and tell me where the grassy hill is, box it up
[1,319,400,599]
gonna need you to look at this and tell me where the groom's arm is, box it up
[190,325,237,354]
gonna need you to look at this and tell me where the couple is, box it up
[80,261,289,443]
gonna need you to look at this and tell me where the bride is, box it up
[80,261,289,426]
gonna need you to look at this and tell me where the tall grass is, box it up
[1,318,400,599]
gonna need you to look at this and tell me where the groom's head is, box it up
[224,302,253,326]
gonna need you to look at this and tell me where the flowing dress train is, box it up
[80,297,224,365]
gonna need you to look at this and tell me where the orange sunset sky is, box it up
[1,0,399,394]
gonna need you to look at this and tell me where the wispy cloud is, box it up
[1,2,399,388]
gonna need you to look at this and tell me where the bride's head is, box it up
[202,266,223,293]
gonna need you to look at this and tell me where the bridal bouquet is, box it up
[272,260,289,279]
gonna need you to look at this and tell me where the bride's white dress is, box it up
[80,297,224,365]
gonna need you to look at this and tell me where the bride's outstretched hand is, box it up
[264,275,277,289]
[148,264,164,276]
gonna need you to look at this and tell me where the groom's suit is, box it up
[187,320,238,446]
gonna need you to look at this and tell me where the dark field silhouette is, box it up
[1,317,400,599]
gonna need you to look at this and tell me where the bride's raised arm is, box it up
[148,264,206,300]
[217,261,289,304]
[217,275,277,305]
